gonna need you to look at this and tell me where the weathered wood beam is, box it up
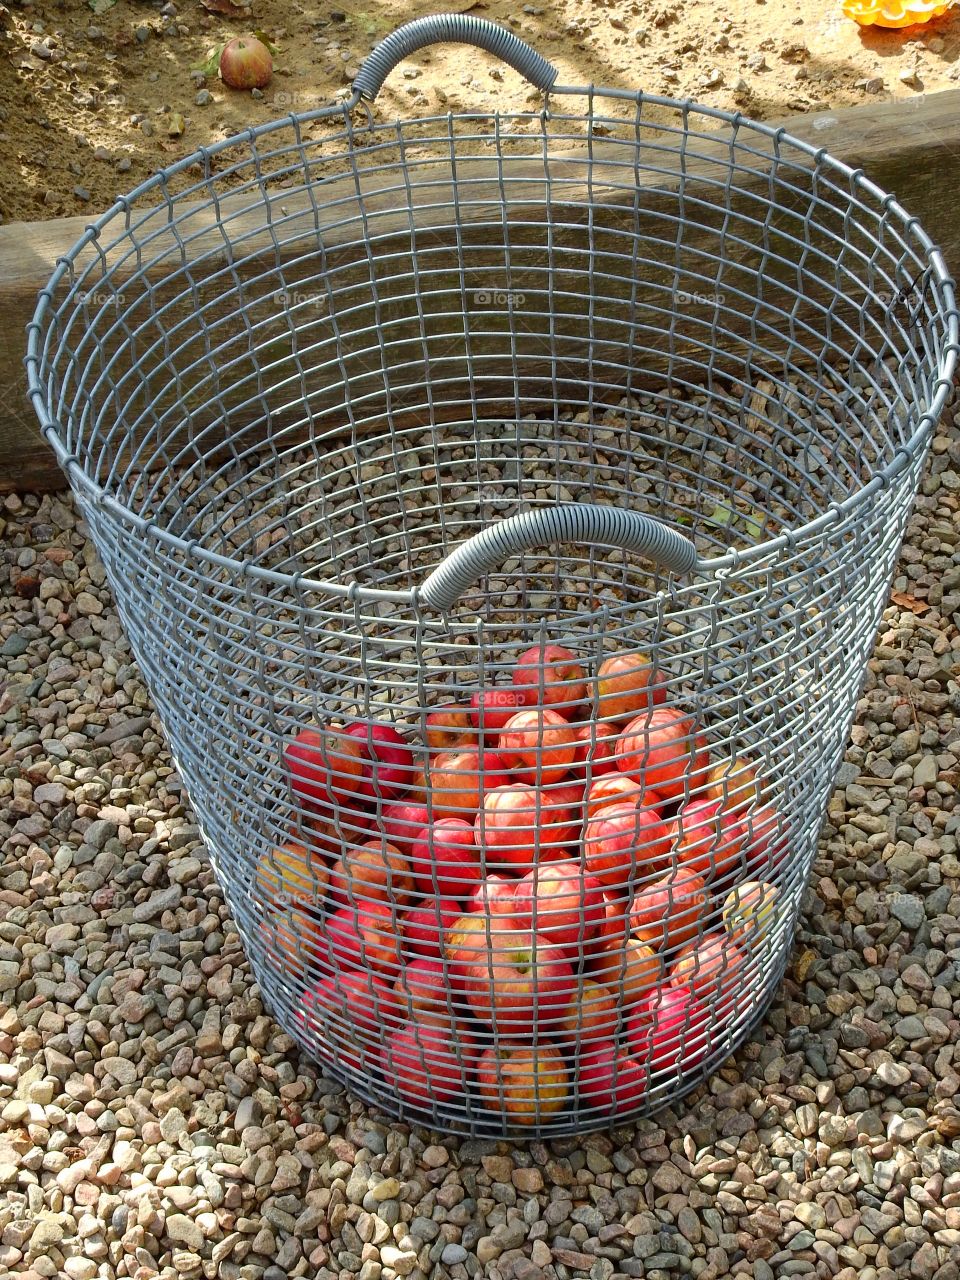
[1,90,957,495]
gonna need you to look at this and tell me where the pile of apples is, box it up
[258,645,785,1125]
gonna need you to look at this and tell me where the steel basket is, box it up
[27,14,959,1136]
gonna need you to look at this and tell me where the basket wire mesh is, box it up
[26,14,959,1136]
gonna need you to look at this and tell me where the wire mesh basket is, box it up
[27,14,959,1136]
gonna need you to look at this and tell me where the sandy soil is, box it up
[0,0,958,225]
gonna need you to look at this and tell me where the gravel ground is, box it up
[1,408,959,1280]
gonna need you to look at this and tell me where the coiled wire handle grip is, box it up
[418,504,700,611]
[352,13,559,102]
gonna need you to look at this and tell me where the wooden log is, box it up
[2,90,958,495]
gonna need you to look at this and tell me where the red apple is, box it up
[219,36,273,91]
[427,749,508,815]
[426,749,482,815]
[478,749,511,792]
[298,971,400,1071]
[402,765,429,806]
[513,860,606,954]
[595,651,667,721]
[456,926,576,1036]
[667,798,745,881]
[444,912,494,991]
[324,902,400,977]
[615,707,711,800]
[381,801,432,852]
[411,817,481,899]
[544,779,587,850]
[476,783,573,869]
[592,891,634,955]
[413,1010,481,1072]
[585,775,664,820]
[299,804,370,861]
[498,708,577,784]
[578,1047,647,1114]
[402,895,463,959]
[471,688,526,740]
[425,704,476,751]
[627,984,711,1074]
[740,803,789,876]
[583,801,671,890]
[669,934,747,1005]
[345,721,416,802]
[477,1044,569,1124]
[283,725,363,807]
[330,839,414,908]
[384,1022,468,1108]
[466,874,519,919]
[393,957,454,1020]
[588,936,663,1005]
[571,721,620,779]
[512,644,587,713]
[556,978,620,1047]
[630,867,709,951]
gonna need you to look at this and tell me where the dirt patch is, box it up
[0,0,958,224]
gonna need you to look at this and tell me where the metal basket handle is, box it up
[418,504,700,610]
[352,13,559,103]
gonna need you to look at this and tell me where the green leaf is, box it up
[740,512,764,540]
[254,30,280,54]
[88,0,118,12]
[191,44,225,75]
[707,502,735,528]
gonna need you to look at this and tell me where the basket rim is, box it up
[24,86,960,602]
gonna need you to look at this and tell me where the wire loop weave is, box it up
[25,25,959,1135]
